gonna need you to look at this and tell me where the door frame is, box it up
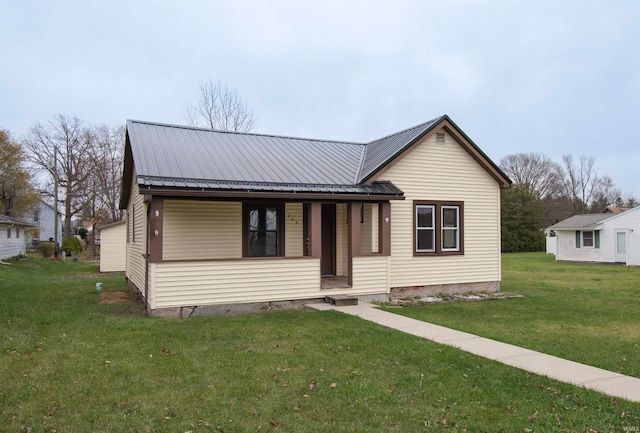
[614,229,628,263]
[321,203,336,276]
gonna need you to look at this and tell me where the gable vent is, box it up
[436,132,445,144]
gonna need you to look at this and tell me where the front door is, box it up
[615,231,627,263]
[321,204,336,276]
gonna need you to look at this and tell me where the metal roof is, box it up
[359,117,443,182]
[547,214,611,230]
[121,115,510,207]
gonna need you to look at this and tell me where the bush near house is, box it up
[36,241,54,258]
[61,236,82,255]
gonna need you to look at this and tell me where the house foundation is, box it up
[390,281,500,300]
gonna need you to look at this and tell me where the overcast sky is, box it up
[1,0,638,195]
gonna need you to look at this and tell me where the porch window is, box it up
[243,203,284,257]
[414,201,464,256]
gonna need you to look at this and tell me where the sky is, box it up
[1,0,639,196]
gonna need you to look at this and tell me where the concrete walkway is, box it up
[308,302,640,403]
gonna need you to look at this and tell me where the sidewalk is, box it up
[308,301,640,403]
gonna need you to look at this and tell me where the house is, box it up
[0,214,34,260]
[546,206,640,266]
[24,198,62,249]
[120,115,512,317]
[98,220,126,272]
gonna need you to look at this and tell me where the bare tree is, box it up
[557,155,617,214]
[92,124,124,223]
[185,80,257,132]
[23,115,95,240]
[499,153,562,199]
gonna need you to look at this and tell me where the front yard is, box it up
[0,255,638,432]
[382,253,640,379]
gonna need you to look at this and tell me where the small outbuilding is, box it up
[0,214,34,260]
[98,220,126,272]
[546,206,640,266]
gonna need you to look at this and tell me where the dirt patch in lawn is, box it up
[99,291,136,304]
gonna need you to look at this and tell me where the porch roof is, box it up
[137,175,404,201]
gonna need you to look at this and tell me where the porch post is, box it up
[148,196,163,263]
[308,202,322,258]
[347,202,361,286]
[379,202,391,256]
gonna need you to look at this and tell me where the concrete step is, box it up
[325,295,358,306]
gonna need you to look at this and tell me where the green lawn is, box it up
[0,256,638,432]
[382,253,640,379]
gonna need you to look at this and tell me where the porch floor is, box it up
[321,276,350,289]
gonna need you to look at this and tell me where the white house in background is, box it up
[98,220,126,272]
[546,206,640,266]
[24,198,62,249]
[0,214,34,260]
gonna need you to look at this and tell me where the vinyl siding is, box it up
[0,227,26,260]
[100,223,126,272]
[285,203,304,257]
[377,131,502,287]
[125,170,147,298]
[163,200,242,260]
[153,258,321,307]
[151,255,390,308]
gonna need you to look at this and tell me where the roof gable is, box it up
[120,115,510,208]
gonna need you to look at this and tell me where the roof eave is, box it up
[138,186,405,202]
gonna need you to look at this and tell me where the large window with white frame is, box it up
[414,201,464,256]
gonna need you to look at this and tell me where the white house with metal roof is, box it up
[546,206,640,265]
[120,115,512,317]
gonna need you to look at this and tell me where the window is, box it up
[243,203,284,257]
[7,227,11,239]
[441,206,459,251]
[16,228,20,239]
[576,230,600,249]
[33,209,39,222]
[416,205,435,252]
[414,201,464,256]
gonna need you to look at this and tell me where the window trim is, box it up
[413,201,464,256]
[242,202,285,258]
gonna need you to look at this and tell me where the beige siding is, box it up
[359,203,372,254]
[153,258,321,307]
[151,255,390,308]
[285,203,304,257]
[125,170,147,296]
[378,131,502,287]
[163,200,242,260]
[371,203,379,253]
[100,223,126,272]
[351,255,389,293]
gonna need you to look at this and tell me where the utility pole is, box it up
[53,144,59,245]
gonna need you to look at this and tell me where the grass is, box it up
[381,253,640,379]
[0,256,638,432]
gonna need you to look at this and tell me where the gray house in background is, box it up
[0,214,34,260]
[25,198,62,248]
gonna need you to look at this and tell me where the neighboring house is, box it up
[98,220,126,272]
[546,206,640,265]
[120,115,512,317]
[24,198,62,248]
[0,214,34,260]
